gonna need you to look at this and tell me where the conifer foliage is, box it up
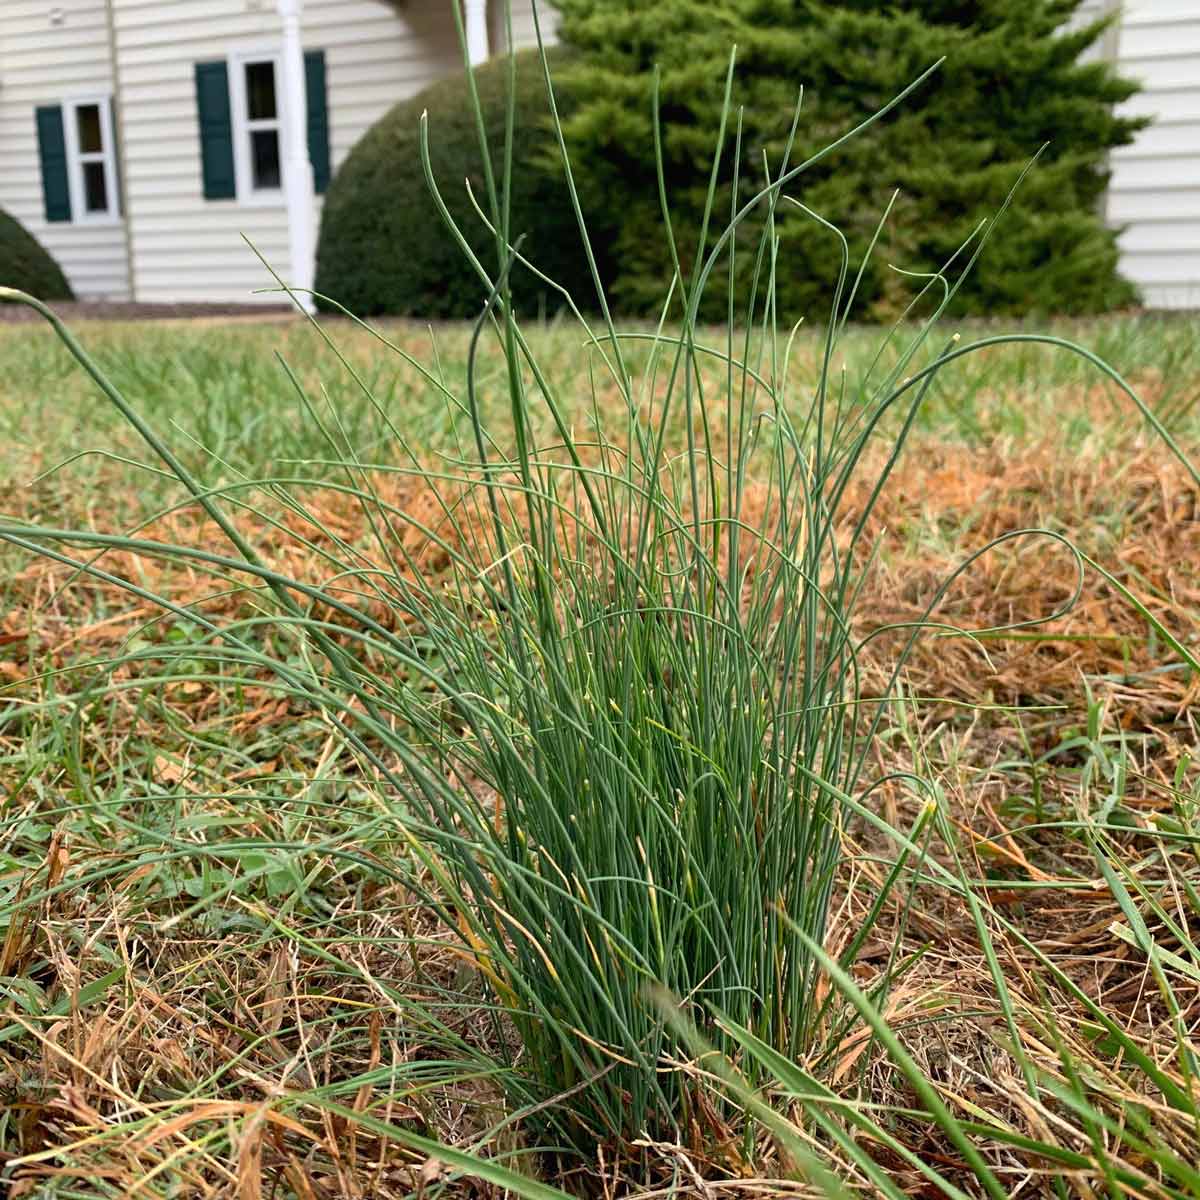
[551,0,1146,320]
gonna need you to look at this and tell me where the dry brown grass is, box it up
[2,367,1198,1196]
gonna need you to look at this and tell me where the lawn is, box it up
[1,308,1198,1198]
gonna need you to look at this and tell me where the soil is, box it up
[0,300,295,323]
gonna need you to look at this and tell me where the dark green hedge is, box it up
[315,48,600,318]
[0,207,73,301]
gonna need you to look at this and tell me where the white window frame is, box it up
[228,48,287,206]
[62,94,120,224]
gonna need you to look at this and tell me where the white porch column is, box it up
[278,0,316,313]
[464,0,490,67]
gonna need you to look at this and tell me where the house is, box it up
[1,1,1197,310]
[0,0,558,307]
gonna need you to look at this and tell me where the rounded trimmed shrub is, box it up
[0,208,73,301]
[315,48,602,319]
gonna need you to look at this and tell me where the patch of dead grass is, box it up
[1,424,1198,1196]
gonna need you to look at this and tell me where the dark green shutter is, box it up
[195,60,236,200]
[304,50,330,194]
[35,106,71,222]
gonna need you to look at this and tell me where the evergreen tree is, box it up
[549,0,1146,320]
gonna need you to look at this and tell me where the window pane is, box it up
[83,161,108,212]
[250,128,280,190]
[76,103,103,154]
[245,61,277,121]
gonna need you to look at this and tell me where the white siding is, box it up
[1107,1,1200,308]
[2,0,560,306]
[503,0,560,52]
[307,0,464,174]
[1070,0,1118,62]
[110,0,463,304]
[0,0,131,300]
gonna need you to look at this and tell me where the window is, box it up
[36,96,119,223]
[73,102,112,213]
[194,51,329,204]
[243,60,281,190]
[230,54,284,200]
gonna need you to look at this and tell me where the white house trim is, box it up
[465,0,490,67]
[278,0,316,312]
